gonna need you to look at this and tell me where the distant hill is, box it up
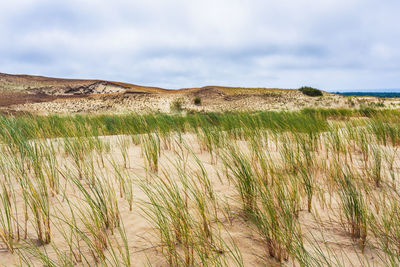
[5,72,398,115]
[0,72,308,110]
[0,72,169,95]
[0,72,300,97]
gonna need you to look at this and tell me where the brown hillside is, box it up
[1,72,396,115]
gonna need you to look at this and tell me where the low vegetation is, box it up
[194,96,201,105]
[170,98,183,112]
[299,86,323,97]
[0,107,400,265]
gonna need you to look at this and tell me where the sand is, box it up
[0,131,391,266]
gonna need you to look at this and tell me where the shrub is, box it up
[299,86,323,97]
[170,98,183,112]
[194,97,201,106]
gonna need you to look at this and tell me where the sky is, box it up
[0,0,399,91]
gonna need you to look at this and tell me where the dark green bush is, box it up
[299,86,323,97]
[194,97,201,105]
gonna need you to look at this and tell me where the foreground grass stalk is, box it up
[141,133,160,174]
[335,166,368,251]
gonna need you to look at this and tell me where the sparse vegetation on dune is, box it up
[1,107,400,265]
[2,73,400,115]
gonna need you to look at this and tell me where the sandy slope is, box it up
[2,72,399,114]
[11,89,400,115]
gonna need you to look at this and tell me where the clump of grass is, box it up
[334,166,368,251]
[222,145,258,214]
[111,159,134,211]
[0,179,18,253]
[221,139,303,263]
[170,98,183,113]
[18,193,131,266]
[66,170,121,262]
[141,133,160,174]
[359,107,378,117]
[139,160,242,266]
[298,167,314,213]
[117,135,131,168]
[250,173,302,263]
[369,191,400,263]
[370,144,382,187]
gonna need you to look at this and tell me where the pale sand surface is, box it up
[0,133,392,266]
[10,90,400,115]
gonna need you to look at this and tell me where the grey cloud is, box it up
[0,0,399,90]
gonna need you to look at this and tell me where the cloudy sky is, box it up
[0,0,399,91]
